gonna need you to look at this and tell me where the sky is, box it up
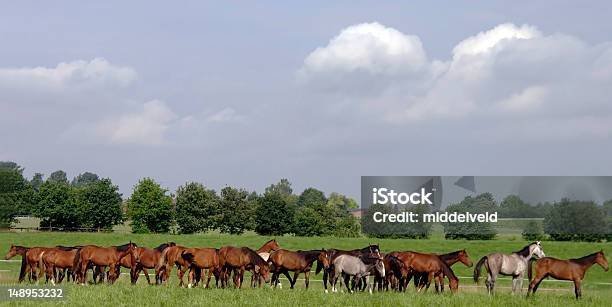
[1,1,612,201]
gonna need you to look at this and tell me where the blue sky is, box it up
[2,1,612,200]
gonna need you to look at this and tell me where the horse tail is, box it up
[528,258,535,281]
[473,256,487,283]
[156,247,171,273]
[18,255,28,283]
[181,250,194,263]
[72,248,82,275]
[38,252,46,280]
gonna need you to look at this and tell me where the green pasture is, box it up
[0,232,610,306]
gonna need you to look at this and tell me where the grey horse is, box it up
[331,254,385,294]
[474,241,545,294]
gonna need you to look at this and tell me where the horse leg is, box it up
[304,271,310,289]
[574,279,581,299]
[205,268,213,289]
[424,272,434,293]
[142,267,151,285]
[237,267,245,288]
[281,269,292,288]
[178,266,187,287]
[438,273,444,293]
[343,274,352,293]
[290,271,299,289]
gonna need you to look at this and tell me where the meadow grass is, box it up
[0,232,610,306]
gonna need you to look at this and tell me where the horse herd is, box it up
[4,240,609,299]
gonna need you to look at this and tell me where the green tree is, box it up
[255,191,295,236]
[127,178,173,233]
[603,199,612,217]
[216,187,252,235]
[71,172,100,187]
[0,162,34,227]
[522,220,545,241]
[443,193,497,240]
[73,178,123,230]
[35,180,78,229]
[293,207,326,236]
[544,199,606,242]
[295,188,335,235]
[265,179,298,205]
[499,195,535,218]
[175,182,219,234]
[30,173,44,191]
[48,170,68,184]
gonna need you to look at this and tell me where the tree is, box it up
[35,180,78,229]
[216,187,252,235]
[175,182,219,234]
[127,178,173,233]
[295,188,336,235]
[544,199,606,242]
[265,178,293,196]
[443,193,497,240]
[255,191,295,236]
[0,162,33,227]
[522,220,545,241]
[293,207,326,236]
[48,170,68,184]
[71,172,100,187]
[73,178,123,230]
[499,195,536,218]
[604,199,612,217]
[30,173,44,191]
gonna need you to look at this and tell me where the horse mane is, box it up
[572,251,600,264]
[154,243,171,252]
[243,247,266,266]
[439,250,461,261]
[359,244,380,253]
[514,242,536,258]
[56,245,81,251]
[115,243,136,252]
[14,246,29,253]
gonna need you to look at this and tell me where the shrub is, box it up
[522,220,545,241]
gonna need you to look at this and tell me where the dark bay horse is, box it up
[73,242,136,284]
[527,250,609,299]
[320,244,381,293]
[218,246,270,288]
[389,251,459,293]
[156,244,189,286]
[474,241,545,294]
[268,249,329,289]
[5,245,30,283]
[181,247,220,288]
[414,250,473,292]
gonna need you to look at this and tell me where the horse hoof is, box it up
[325,290,328,294]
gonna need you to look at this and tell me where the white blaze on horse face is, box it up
[532,244,545,258]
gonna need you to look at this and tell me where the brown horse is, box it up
[251,239,281,287]
[38,246,80,284]
[181,247,220,288]
[389,251,459,293]
[268,249,329,289]
[218,246,270,288]
[156,244,189,286]
[527,250,609,299]
[23,247,51,283]
[4,245,30,283]
[73,242,136,284]
[414,249,473,292]
[115,242,176,285]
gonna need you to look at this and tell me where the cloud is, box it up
[206,107,245,123]
[0,58,137,91]
[299,22,612,139]
[95,100,177,145]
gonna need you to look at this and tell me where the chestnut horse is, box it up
[268,249,329,289]
[527,250,609,299]
[218,246,270,288]
[116,242,176,284]
[181,247,220,288]
[389,251,459,293]
[4,245,30,283]
[320,244,381,293]
[252,239,281,287]
[156,244,189,286]
[23,247,51,283]
[38,246,80,284]
[414,249,473,292]
[73,242,136,284]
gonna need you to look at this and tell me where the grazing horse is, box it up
[38,246,80,285]
[180,247,220,288]
[331,254,385,294]
[252,239,281,287]
[218,246,270,288]
[320,244,381,293]
[474,241,545,294]
[73,242,137,284]
[156,245,189,286]
[118,242,176,285]
[528,250,609,299]
[4,245,30,283]
[268,249,329,289]
[390,251,459,293]
[414,249,473,292]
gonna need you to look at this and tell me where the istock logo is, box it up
[372,188,433,205]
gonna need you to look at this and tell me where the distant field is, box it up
[0,232,610,306]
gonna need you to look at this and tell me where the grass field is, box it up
[0,232,610,306]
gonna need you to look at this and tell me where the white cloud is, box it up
[498,86,548,112]
[452,23,540,59]
[206,107,245,123]
[96,100,177,145]
[0,58,137,91]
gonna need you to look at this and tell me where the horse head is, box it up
[375,258,386,278]
[530,241,545,259]
[317,249,330,269]
[4,245,17,260]
[459,249,473,267]
[596,250,609,271]
[256,263,271,283]
[368,244,382,259]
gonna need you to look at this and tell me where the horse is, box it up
[527,250,608,299]
[268,249,329,289]
[474,241,545,294]
[320,244,381,293]
[389,251,459,293]
[156,244,189,286]
[118,242,176,285]
[256,239,281,260]
[331,254,385,294]
[218,246,270,288]
[382,255,410,291]
[4,245,30,283]
[73,242,137,284]
[180,247,220,288]
[38,246,80,285]
[413,249,473,292]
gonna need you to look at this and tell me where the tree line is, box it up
[0,162,361,237]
